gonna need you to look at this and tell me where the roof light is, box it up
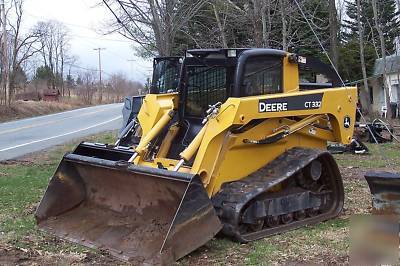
[227,49,237,57]
[298,56,307,64]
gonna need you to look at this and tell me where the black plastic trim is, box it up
[233,49,287,97]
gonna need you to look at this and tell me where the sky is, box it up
[21,0,153,83]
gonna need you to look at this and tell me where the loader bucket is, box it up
[365,171,400,215]
[35,142,222,264]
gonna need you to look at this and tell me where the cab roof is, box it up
[186,48,288,58]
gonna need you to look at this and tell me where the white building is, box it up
[371,54,400,117]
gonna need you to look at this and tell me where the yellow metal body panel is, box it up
[283,56,299,92]
[133,54,358,198]
[157,124,179,158]
[135,93,178,159]
[137,93,178,137]
[191,87,357,195]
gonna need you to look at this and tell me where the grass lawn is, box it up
[0,133,399,265]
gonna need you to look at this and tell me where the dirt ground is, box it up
[180,167,375,266]
[0,241,119,266]
[0,133,399,265]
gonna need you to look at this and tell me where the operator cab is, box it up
[178,48,342,119]
[180,48,287,119]
[162,48,341,160]
[167,48,288,159]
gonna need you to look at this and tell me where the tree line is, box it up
[104,0,400,115]
[2,0,399,111]
[0,0,143,107]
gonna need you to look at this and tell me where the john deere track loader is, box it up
[35,48,357,264]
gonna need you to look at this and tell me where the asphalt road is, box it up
[0,103,123,161]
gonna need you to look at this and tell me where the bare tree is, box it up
[280,0,288,51]
[77,70,96,105]
[34,20,70,92]
[1,0,9,105]
[102,0,206,56]
[8,0,43,101]
[356,0,371,114]
[212,2,228,48]
[371,0,392,118]
[0,0,43,106]
[248,0,264,47]
[336,0,347,23]
[262,0,272,47]
[65,55,78,98]
[222,0,277,48]
[329,0,339,68]
[397,0,400,15]
[107,72,142,101]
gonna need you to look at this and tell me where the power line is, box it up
[26,32,147,80]
[29,43,113,77]
[74,33,151,77]
[23,12,130,77]
[293,0,345,87]
[21,8,151,80]
[69,33,132,43]
[25,11,96,31]
[293,0,383,148]
[101,0,154,55]
[25,12,133,43]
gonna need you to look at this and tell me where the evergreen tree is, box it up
[340,0,400,81]
[66,74,75,88]
[34,66,54,81]
[339,40,377,81]
[76,76,83,86]
[11,66,27,88]
[291,0,330,58]
[344,0,399,54]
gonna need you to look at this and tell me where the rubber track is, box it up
[212,147,344,243]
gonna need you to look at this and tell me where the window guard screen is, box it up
[185,66,227,117]
[242,57,283,96]
[152,60,180,93]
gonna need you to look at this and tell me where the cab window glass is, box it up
[185,66,227,117]
[124,98,131,110]
[152,60,180,93]
[242,56,282,96]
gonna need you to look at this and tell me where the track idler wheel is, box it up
[306,207,319,217]
[280,213,294,224]
[265,216,280,227]
[304,160,322,181]
[294,210,306,221]
[248,220,265,232]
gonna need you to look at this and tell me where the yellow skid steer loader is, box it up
[35,48,357,264]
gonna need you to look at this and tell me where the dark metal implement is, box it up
[365,171,400,215]
[35,142,221,264]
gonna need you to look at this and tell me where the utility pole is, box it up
[127,59,141,95]
[127,59,135,80]
[94,48,106,85]
[94,48,106,103]
[1,0,9,106]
